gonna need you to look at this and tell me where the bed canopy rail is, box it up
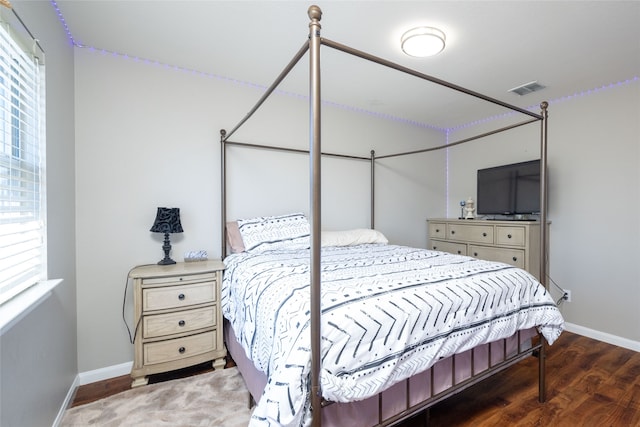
[319,37,543,122]
[220,5,550,426]
[223,41,309,142]
[219,135,374,260]
[375,116,541,160]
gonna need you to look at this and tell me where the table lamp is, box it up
[150,207,183,265]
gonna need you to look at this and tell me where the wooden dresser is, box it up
[427,218,542,280]
[129,260,226,387]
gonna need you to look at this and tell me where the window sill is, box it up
[0,279,63,335]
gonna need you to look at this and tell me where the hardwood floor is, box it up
[71,332,640,425]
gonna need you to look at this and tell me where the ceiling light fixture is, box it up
[401,26,446,58]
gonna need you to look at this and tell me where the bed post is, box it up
[220,129,227,259]
[538,101,549,403]
[370,150,375,229]
[308,5,323,427]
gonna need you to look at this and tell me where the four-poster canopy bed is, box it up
[219,5,563,427]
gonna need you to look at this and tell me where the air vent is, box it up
[508,81,546,96]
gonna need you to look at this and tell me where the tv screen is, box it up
[476,159,541,216]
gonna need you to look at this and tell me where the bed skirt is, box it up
[224,320,539,426]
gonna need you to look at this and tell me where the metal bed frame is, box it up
[220,5,549,426]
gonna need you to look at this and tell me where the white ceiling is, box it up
[54,1,640,129]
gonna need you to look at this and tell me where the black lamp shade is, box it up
[150,207,183,265]
[150,207,183,234]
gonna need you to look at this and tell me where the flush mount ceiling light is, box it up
[401,26,446,57]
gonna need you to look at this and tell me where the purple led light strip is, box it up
[449,76,639,132]
[51,1,637,135]
[51,0,78,47]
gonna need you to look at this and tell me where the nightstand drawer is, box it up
[143,282,215,311]
[143,330,216,365]
[469,245,525,269]
[143,306,216,339]
[143,272,216,287]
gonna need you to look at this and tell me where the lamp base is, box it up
[157,232,176,265]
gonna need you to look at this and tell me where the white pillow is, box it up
[321,229,388,247]
[237,213,310,253]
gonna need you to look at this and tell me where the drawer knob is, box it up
[178,346,186,354]
[178,293,185,301]
[482,232,487,237]
[457,250,461,254]
[178,320,186,327]
[473,252,478,257]
[435,229,440,233]
[508,234,512,239]
[512,256,518,262]
[451,230,455,235]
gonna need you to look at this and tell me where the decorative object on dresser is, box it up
[149,207,183,265]
[464,197,476,219]
[129,260,226,387]
[427,218,543,280]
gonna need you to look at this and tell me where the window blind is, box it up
[0,21,45,305]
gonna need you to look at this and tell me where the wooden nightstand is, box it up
[129,260,226,387]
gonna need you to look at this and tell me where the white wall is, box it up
[74,25,639,375]
[1,1,78,426]
[544,83,639,345]
[74,48,444,372]
[448,82,640,346]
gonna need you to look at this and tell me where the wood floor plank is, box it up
[69,332,640,426]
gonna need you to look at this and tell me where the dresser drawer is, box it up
[447,223,494,244]
[496,226,526,246]
[430,240,467,255]
[143,282,215,311]
[143,306,216,339]
[143,330,217,365]
[469,245,525,269]
[428,222,447,239]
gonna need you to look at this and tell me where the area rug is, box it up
[60,367,252,426]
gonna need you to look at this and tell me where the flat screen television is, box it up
[476,159,541,216]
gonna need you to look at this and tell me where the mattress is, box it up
[222,243,564,427]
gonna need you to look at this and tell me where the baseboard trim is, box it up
[564,322,640,352]
[78,360,133,386]
[52,325,638,426]
[53,361,133,426]
[52,374,79,427]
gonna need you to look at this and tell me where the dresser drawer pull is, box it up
[178,293,185,301]
[457,250,462,254]
[508,234,512,239]
[178,346,186,354]
[512,256,518,262]
[473,252,478,257]
[482,232,487,237]
[178,320,186,327]
[435,228,440,233]
[451,230,455,235]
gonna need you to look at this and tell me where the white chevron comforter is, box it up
[221,244,564,427]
